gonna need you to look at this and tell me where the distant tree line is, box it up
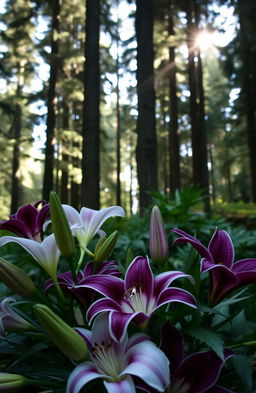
[0,0,255,216]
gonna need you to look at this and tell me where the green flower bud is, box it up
[0,372,27,392]
[50,191,75,258]
[149,206,169,262]
[0,257,36,297]
[33,304,87,361]
[94,231,118,263]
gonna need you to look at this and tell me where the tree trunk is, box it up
[168,0,180,193]
[237,0,256,202]
[186,0,210,213]
[42,0,61,201]
[116,52,121,206]
[81,0,100,209]
[11,63,24,214]
[11,101,22,213]
[60,99,70,204]
[135,0,158,213]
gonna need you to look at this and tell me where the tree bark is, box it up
[81,0,100,209]
[237,0,256,202]
[11,101,22,213]
[42,0,61,202]
[168,0,180,193]
[60,99,70,204]
[135,0,158,213]
[186,0,210,213]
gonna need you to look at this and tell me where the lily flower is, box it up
[0,298,34,337]
[160,322,234,393]
[62,205,125,256]
[0,201,49,242]
[172,228,256,304]
[0,234,60,286]
[74,256,197,342]
[45,261,121,308]
[67,312,170,393]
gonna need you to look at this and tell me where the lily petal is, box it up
[125,257,154,300]
[160,322,184,373]
[208,229,234,269]
[154,271,194,296]
[232,258,256,273]
[0,219,29,238]
[156,287,197,310]
[206,386,234,393]
[171,349,233,393]
[207,265,238,304]
[85,206,125,242]
[104,376,136,393]
[172,229,213,262]
[123,341,170,392]
[87,298,121,325]
[109,310,140,343]
[62,205,82,226]
[66,362,103,393]
[0,235,60,279]
[76,275,124,303]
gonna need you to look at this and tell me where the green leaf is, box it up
[233,355,253,391]
[185,327,224,359]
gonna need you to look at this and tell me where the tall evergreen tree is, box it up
[135,0,158,212]
[236,0,256,202]
[168,0,180,193]
[0,0,36,213]
[81,0,100,209]
[42,0,61,201]
[185,0,210,213]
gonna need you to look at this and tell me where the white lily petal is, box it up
[80,207,97,227]
[104,376,136,393]
[122,341,170,392]
[0,236,47,269]
[86,206,125,243]
[41,234,61,277]
[62,205,82,226]
[66,362,103,393]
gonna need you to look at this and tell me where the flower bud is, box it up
[94,231,118,263]
[0,257,36,297]
[33,304,88,361]
[0,298,34,336]
[50,191,75,258]
[149,206,169,262]
[0,372,27,392]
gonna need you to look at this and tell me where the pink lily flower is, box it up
[67,313,170,393]
[73,256,197,342]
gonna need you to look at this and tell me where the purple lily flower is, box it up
[67,313,170,393]
[0,201,49,242]
[73,256,197,342]
[172,228,256,304]
[160,322,234,393]
[45,261,121,308]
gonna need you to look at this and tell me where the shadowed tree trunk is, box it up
[237,0,256,202]
[168,0,180,193]
[42,0,61,202]
[60,99,70,204]
[186,0,210,213]
[81,0,100,208]
[135,0,158,213]
[11,93,22,213]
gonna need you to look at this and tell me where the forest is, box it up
[0,0,256,216]
[1,1,256,392]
